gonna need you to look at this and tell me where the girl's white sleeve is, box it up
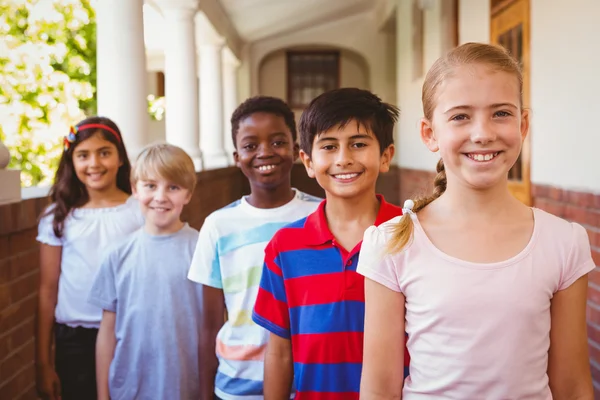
[357,225,402,293]
[36,207,63,246]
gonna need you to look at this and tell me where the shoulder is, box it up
[294,190,323,204]
[203,199,244,225]
[106,228,143,258]
[534,208,585,246]
[267,215,311,251]
[180,224,200,243]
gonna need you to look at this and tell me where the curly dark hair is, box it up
[230,96,297,148]
[44,116,132,238]
[298,88,400,157]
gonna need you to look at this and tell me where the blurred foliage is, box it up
[0,0,96,187]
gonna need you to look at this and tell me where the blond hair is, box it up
[387,42,523,254]
[131,143,197,192]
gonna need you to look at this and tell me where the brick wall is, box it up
[531,184,600,396]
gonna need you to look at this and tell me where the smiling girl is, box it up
[357,43,594,399]
[35,117,143,400]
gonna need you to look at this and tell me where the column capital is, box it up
[222,46,240,68]
[195,11,225,47]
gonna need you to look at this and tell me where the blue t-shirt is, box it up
[89,224,201,400]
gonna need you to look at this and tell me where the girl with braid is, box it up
[357,43,594,399]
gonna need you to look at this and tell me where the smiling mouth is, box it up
[256,164,277,172]
[87,171,106,179]
[150,207,171,212]
[331,172,362,181]
[466,152,500,162]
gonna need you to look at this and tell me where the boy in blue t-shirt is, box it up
[89,143,202,400]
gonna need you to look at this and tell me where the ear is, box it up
[420,118,439,153]
[379,144,395,173]
[293,142,300,162]
[183,189,193,205]
[132,182,139,199]
[299,149,316,178]
[233,151,241,168]
[520,108,530,142]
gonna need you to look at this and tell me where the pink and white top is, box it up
[357,207,595,400]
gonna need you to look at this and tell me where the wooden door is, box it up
[490,0,531,205]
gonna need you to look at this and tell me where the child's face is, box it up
[299,121,394,200]
[72,133,122,193]
[421,63,529,192]
[233,112,298,190]
[133,175,192,235]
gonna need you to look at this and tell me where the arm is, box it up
[360,277,406,400]
[35,243,62,400]
[264,333,293,400]
[96,310,116,400]
[548,275,593,399]
[199,286,225,400]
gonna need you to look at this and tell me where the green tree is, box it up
[0,0,96,187]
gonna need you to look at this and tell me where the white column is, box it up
[199,42,228,169]
[0,141,21,205]
[222,48,240,165]
[96,0,148,157]
[159,2,202,168]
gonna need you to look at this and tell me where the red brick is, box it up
[592,361,600,388]
[8,230,38,257]
[0,236,9,260]
[0,317,34,358]
[589,283,600,304]
[10,272,39,304]
[589,302,600,325]
[0,362,35,400]
[9,251,39,283]
[566,190,596,209]
[17,385,38,400]
[593,250,600,268]
[0,339,34,381]
[0,284,10,311]
[547,186,564,202]
[589,340,600,365]
[588,323,600,344]
[0,295,37,335]
[589,229,600,249]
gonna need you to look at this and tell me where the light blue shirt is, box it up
[89,224,201,400]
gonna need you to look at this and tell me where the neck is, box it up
[246,181,295,209]
[438,179,522,220]
[86,185,127,206]
[325,190,380,226]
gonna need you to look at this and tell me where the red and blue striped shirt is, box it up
[252,195,409,400]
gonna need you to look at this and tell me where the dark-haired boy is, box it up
[188,96,321,400]
[252,88,409,399]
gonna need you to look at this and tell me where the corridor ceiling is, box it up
[219,0,378,41]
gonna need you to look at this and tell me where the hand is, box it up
[36,364,62,400]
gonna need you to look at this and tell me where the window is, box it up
[286,51,340,109]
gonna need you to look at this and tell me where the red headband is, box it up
[64,123,122,151]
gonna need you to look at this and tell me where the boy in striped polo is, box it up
[252,88,409,399]
[188,96,321,400]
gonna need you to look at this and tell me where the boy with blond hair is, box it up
[89,143,202,400]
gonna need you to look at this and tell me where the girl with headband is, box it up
[35,116,144,400]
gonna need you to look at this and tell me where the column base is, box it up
[203,152,229,170]
[0,169,21,205]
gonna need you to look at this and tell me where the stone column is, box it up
[96,0,149,157]
[222,47,240,165]
[199,42,228,169]
[0,141,21,205]
[158,0,202,169]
